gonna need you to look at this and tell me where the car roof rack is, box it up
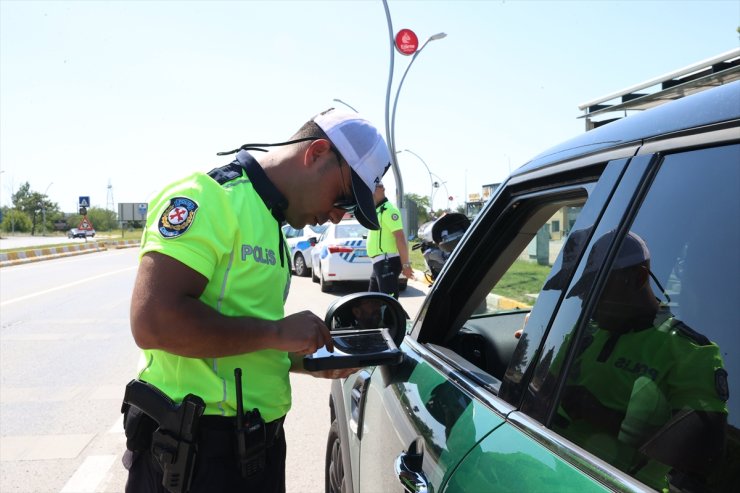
[578,48,740,130]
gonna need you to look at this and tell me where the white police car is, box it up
[310,218,371,293]
[282,224,328,277]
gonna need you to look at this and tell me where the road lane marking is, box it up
[0,266,136,307]
[0,434,94,461]
[109,416,124,434]
[60,454,117,493]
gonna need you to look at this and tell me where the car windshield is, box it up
[335,224,367,239]
[310,224,328,235]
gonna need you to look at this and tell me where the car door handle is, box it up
[395,438,430,493]
[349,370,371,438]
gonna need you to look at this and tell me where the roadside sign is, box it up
[78,217,94,231]
[395,29,419,56]
[118,202,148,222]
[79,196,90,208]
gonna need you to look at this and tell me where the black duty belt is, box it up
[197,415,285,459]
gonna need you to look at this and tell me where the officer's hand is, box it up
[402,265,415,279]
[275,311,334,355]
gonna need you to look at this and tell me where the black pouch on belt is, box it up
[123,404,158,452]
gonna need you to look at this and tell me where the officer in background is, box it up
[124,108,391,493]
[366,181,414,299]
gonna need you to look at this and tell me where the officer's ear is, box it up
[304,139,333,167]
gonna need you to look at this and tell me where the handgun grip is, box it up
[122,379,179,431]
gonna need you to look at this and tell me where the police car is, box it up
[310,218,372,293]
[282,224,327,277]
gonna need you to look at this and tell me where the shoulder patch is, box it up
[158,197,199,238]
[391,213,399,221]
[671,319,711,346]
[207,160,245,185]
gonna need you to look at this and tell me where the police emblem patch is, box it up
[391,213,399,221]
[158,197,199,238]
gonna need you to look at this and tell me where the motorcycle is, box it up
[412,213,471,284]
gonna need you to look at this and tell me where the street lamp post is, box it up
[41,182,53,236]
[429,172,450,212]
[397,149,435,212]
[382,0,446,211]
[332,98,359,113]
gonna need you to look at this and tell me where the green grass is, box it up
[495,260,552,303]
[408,241,552,303]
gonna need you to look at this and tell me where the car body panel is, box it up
[347,343,508,493]
[444,423,610,493]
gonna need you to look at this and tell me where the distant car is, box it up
[310,218,408,293]
[67,228,95,239]
[282,224,328,277]
[310,218,371,292]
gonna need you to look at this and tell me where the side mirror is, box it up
[308,237,317,247]
[325,292,409,347]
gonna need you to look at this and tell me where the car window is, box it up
[335,224,367,239]
[310,224,328,236]
[477,205,583,317]
[548,144,739,492]
[438,190,592,387]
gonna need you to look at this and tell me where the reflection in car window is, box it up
[551,145,739,492]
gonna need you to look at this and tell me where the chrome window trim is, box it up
[637,122,740,155]
[507,411,653,493]
[509,143,640,186]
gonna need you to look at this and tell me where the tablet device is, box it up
[303,328,403,372]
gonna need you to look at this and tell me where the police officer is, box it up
[124,108,391,492]
[366,181,414,299]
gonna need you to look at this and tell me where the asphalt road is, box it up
[0,247,428,492]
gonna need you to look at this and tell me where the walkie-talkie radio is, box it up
[234,368,266,477]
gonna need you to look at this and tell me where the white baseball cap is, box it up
[313,108,391,230]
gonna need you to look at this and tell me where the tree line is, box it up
[1,182,118,234]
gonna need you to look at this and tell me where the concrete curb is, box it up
[0,240,140,268]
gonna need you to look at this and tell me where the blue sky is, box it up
[1,0,738,215]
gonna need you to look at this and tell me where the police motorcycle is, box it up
[412,212,471,284]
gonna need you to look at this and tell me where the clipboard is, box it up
[303,327,403,371]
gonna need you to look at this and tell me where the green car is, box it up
[325,80,739,493]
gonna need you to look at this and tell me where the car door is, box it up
[351,153,637,492]
[516,138,740,492]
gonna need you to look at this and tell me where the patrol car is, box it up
[282,223,327,277]
[310,218,372,293]
[325,81,740,492]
